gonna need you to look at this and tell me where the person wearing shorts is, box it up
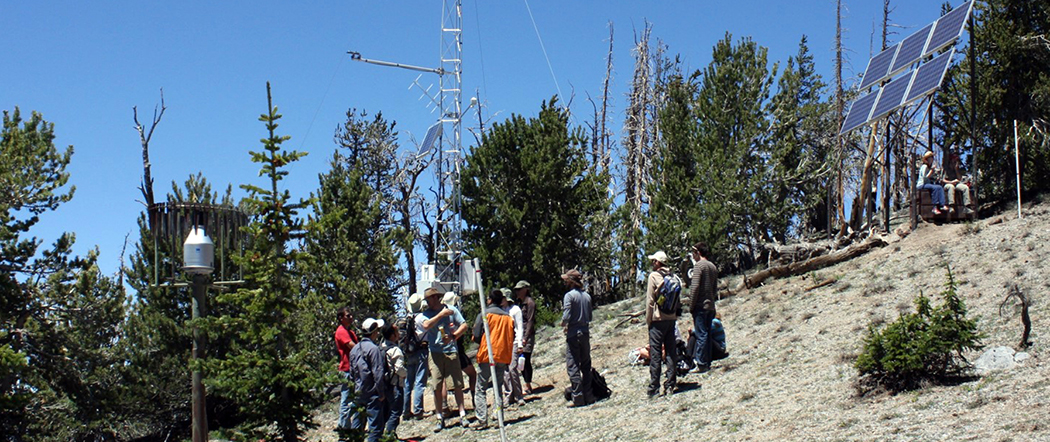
[417,288,469,431]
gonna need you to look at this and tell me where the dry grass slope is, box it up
[311,201,1050,441]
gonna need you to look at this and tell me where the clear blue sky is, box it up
[1,1,952,279]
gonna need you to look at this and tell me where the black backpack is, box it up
[397,314,425,355]
[656,273,683,315]
[591,367,612,400]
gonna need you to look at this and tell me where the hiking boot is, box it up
[690,364,710,374]
[434,418,445,433]
[460,417,471,428]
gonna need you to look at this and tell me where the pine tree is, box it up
[461,97,608,311]
[298,110,400,373]
[768,37,835,239]
[647,34,776,269]
[1,108,128,440]
[206,83,323,441]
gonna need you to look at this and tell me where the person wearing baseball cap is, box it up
[645,250,679,398]
[560,268,594,406]
[347,317,387,442]
[513,280,537,394]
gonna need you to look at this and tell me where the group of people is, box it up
[334,280,538,440]
[333,245,721,440]
[644,242,720,399]
[918,150,973,216]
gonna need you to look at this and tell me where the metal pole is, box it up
[191,273,209,442]
[1015,120,1022,219]
[473,259,508,442]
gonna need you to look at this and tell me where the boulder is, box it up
[974,346,1022,375]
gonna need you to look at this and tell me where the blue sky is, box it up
[1,1,954,279]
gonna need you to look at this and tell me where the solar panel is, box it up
[839,90,880,135]
[859,44,900,90]
[870,72,914,122]
[905,49,956,105]
[420,121,442,152]
[925,1,974,57]
[889,23,934,75]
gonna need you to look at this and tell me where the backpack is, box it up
[656,273,683,315]
[380,341,397,384]
[562,367,612,402]
[397,314,425,355]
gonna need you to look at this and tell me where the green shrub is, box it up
[855,265,984,393]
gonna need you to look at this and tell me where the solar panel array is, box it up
[840,1,971,135]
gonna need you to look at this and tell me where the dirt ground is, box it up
[309,201,1050,442]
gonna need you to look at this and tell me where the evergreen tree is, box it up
[299,110,399,373]
[647,34,776,269]
[206,84,323,441]
[461,97,608,310]
[0,108,128,441]
[768,37,835,239]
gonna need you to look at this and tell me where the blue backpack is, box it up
[656,273,683,314]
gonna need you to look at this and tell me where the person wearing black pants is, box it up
[560,270,593,407]
[645,251,679,397]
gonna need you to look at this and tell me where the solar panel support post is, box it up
[969,6,979,214]
[883,120,892,233]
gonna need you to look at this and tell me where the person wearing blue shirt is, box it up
[417,288,469,431]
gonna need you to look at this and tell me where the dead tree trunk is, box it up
[134,89,166,227]
[621,22,655,297]
[834,0,846,235]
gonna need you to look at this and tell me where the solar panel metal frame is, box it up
[420,121,443,152]
[859,44,900,90]
[888,23,934,77]
[924,1,974,57]
[839,89,881,135]
[869,71,915,123]
[903,48,956,107]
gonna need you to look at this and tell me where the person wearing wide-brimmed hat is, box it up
[418,287,469,431]
[513,280,537,393]
[501,287,526,406]
[560,268,594,407]
[918,150,949,215]
[348,318,388,442]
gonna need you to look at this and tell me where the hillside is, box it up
[311,200,1050,441]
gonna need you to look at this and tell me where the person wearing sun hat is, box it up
[917,150,949,215]
[348,317,388,442]
[418,287,469,431]
[560,268,594,407]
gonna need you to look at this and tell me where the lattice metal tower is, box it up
[349,0,467,293]
[435,0,464,288]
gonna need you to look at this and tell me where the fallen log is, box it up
[724,236,889,297]
[616,310,644,327]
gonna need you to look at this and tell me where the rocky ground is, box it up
[309,200,1050,442]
